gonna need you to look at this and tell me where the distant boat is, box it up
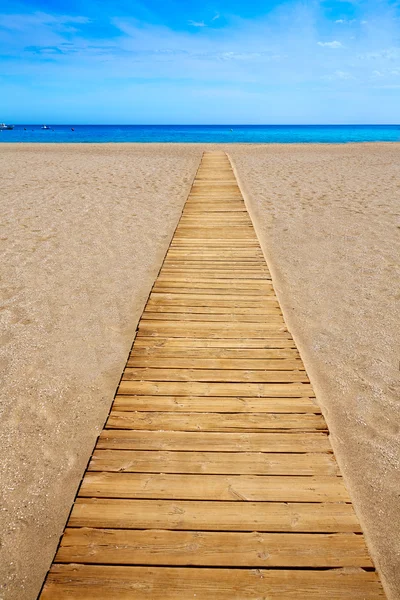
[41,125,51,130]
[0,123,14,130]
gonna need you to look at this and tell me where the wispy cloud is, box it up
[335,70,354,80]
[322,70,355,81]
[317,41,343,48]
[0,11,90,32]
[188,20,206,27]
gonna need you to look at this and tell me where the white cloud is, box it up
[212,13,220,21]
[335,19,355,24]
[220,51,262,60]
[0,11,90,32]
[357,48,399,61]
[335,70,354,79]
[188,20,206,27]
[322,70,355,82]
[317,40,343,48]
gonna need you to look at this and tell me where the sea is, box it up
[2,124,400,143]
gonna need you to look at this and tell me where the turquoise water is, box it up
[2,124,400,143]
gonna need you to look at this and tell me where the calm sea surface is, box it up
[2,125,400,143]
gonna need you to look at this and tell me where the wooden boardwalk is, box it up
[40,151,385,599]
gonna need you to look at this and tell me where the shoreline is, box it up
[2,140,400,145]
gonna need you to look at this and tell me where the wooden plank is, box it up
[151,289,276,299]
[183,205,247,211]
[153,279,275,288]
[130,347,299,358]
[161,266,268,272]
[133,338,297,349]
[69,498,359,531]
[106,411,326,432]
[166,250,264,255]
[141,312,284,323]
[56,529,372,567]
[173,224,256,230]
[97,430,331,452]
[145,303,281,312]
[137,322,289,338]
[79,473,350,502]
[174,231,258,239]
[112,395,320,413]
[163,260,266,265]
[118,381,314,397]
[151,288,275,297]
[41,565,385,599]
[88,450,336,475]
[151,289,277,298]
[127,357,302,369]
[161,263,268,268]
[157,273,271,280]
[122,368,309,383]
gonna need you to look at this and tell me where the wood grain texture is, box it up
[56,529,372,567]
[106,411,326,432]
[41,566,385,599]
[69,499,359,531]
[97,430,332,452]
[88,450,338,475]
[79,473,350,502]
[112,395,320,412]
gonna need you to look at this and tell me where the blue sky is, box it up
[1,0,400,123]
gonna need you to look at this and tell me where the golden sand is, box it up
[0,143,398,599]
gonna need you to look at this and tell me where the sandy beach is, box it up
[1,143,399,599]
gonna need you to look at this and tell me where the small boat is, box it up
[0,123,14,130]
[41,125,51,130]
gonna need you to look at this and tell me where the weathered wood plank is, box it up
[88,450,336,475]
[138,322,289,338]
[106,411,326,432]
[122,368,309,383]
[42,564,385,600]
[145,303,280,313]
[151,289,277,299]
[79,473,350,502]
[41,565,385,600]
[153,280,275,289]
[112,395,320,413]
[127,357,302,370]
[97,430,331,452]
[141,312,284,322]
[69,498,359,531]
[118,381,314,397]
[157,273,271,280]
[130,347,299,358]
[56,529,372,567]
[132,337,297,349]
